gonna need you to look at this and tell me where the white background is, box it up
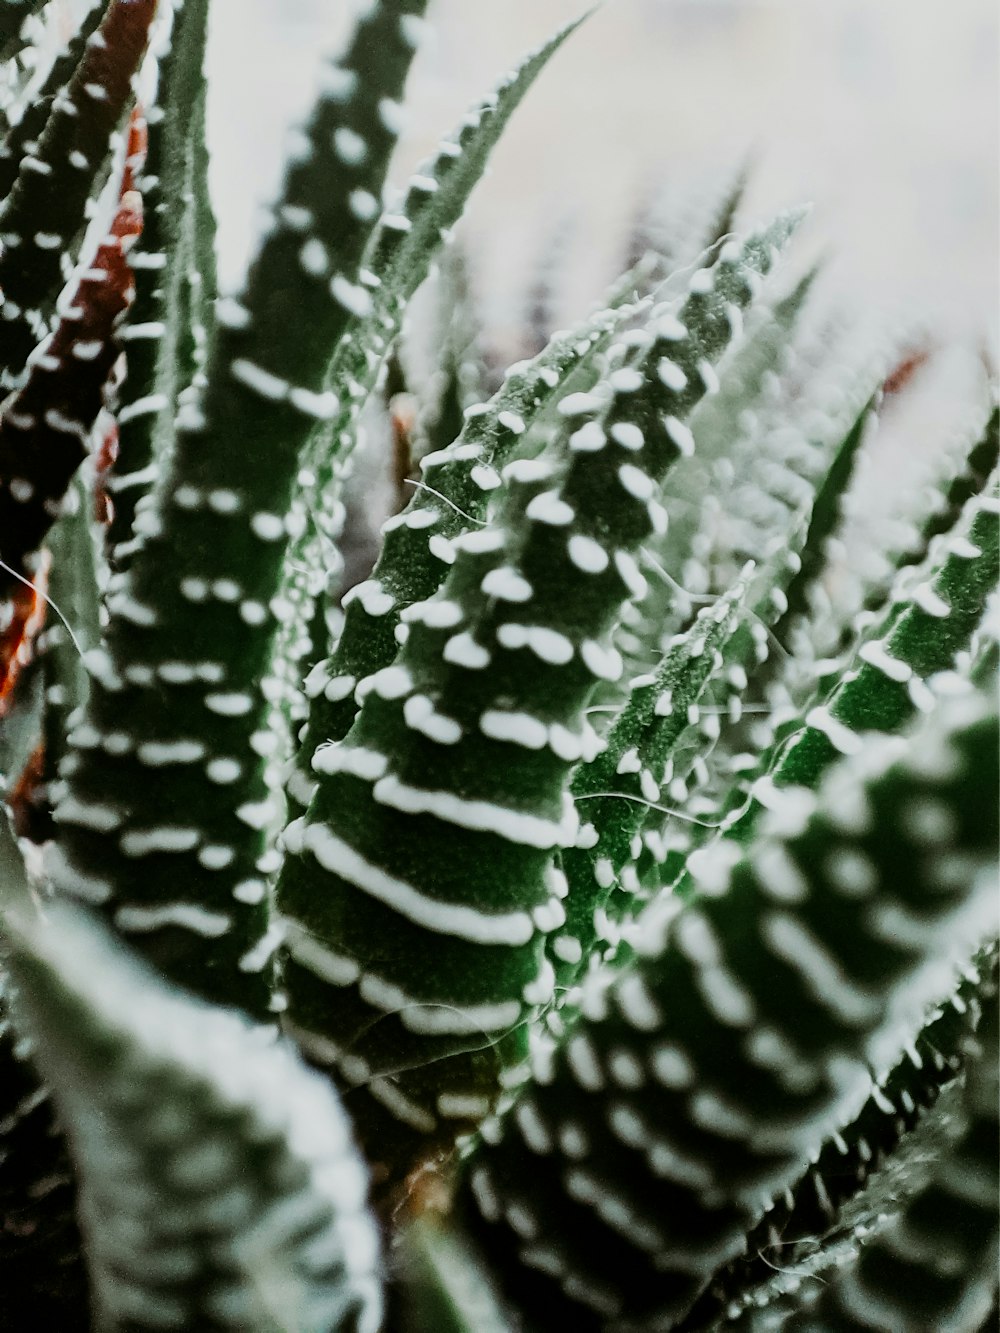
[204,0,997,365]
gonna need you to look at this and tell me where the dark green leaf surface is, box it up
[106,0,216,566]
[48,0,428,1018]
[0,0,155,389]
[3,899,383,1333]
[276,213,802,1184]
[454,688,998,1330]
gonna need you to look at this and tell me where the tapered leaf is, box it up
[106,0,217,566]
[0,0,155,388]
[454,686,998,1330]
[276,212,802,1186]
[287,288,653,816]
[21,476,103,842]
[2,897,383,1333]
[0,183,139,696]
[770,393,877,644]
[275,10,597,736]
[47,0,429,1018]
[658,475,1000,891]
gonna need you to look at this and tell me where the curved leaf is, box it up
[3,898,383,1333]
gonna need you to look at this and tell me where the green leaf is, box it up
[770,394,877,645]
[275,211,802,1187]
[858,401,1000,628]
[286,287,654,817]
[0,2,105,202]
[660,472,1000,884]
[551,572,752,987]
[22,477,102,843]
[2,898,384,1333]
[618,345,893,902]
[753,472,999,798]
[453,685,999,1331]
[807,393,998,685]
[689,945,998,1329]
[0,207,133,663]
[779,978,998,1331]
[276,9,597,739]
[47,0,429,1018]
[0,0,156,389]
[649,267,819,608]
[107,0,217,567]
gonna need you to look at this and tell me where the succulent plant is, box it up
[0,2,996,1330]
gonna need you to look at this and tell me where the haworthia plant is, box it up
[779,981,998,1332]
[47,0,430,1019]
[452,686,998,1330]
[0,2,994,1330]
[276,210,804,1182]
[273,11,599,743]
[104,0,216,566]
[2,897,382,1332]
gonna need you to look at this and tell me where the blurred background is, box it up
[205,0,998,364]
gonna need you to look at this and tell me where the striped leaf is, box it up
[776,977,998,1331]
[0,0,156,389]
[46,0,429,1018]
[275,11,596,736]
[2,898,383,1333]
[275,211,803,1185]
[287,289,653,817]
[106,0,217,566]
[454,686,998,1330]
[657,474,1000,893]
[690,945,998,1328]
[551,572,751,986]
[741,474,999,806]
[0,182,139,696]
[0,2,105,202]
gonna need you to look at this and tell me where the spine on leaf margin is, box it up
[2,895,383,1333]
[687,945,998,1329]
[453,687,998,1331]
[0,0,155,389]
[106,0,217,566]
[287,291,651,817]
[273,12,595,733]
[550,571,751,988]
[660,474,1000,901]
[275,212,803,1187]
[779,975,998,1331]
[47,0,429,1018]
